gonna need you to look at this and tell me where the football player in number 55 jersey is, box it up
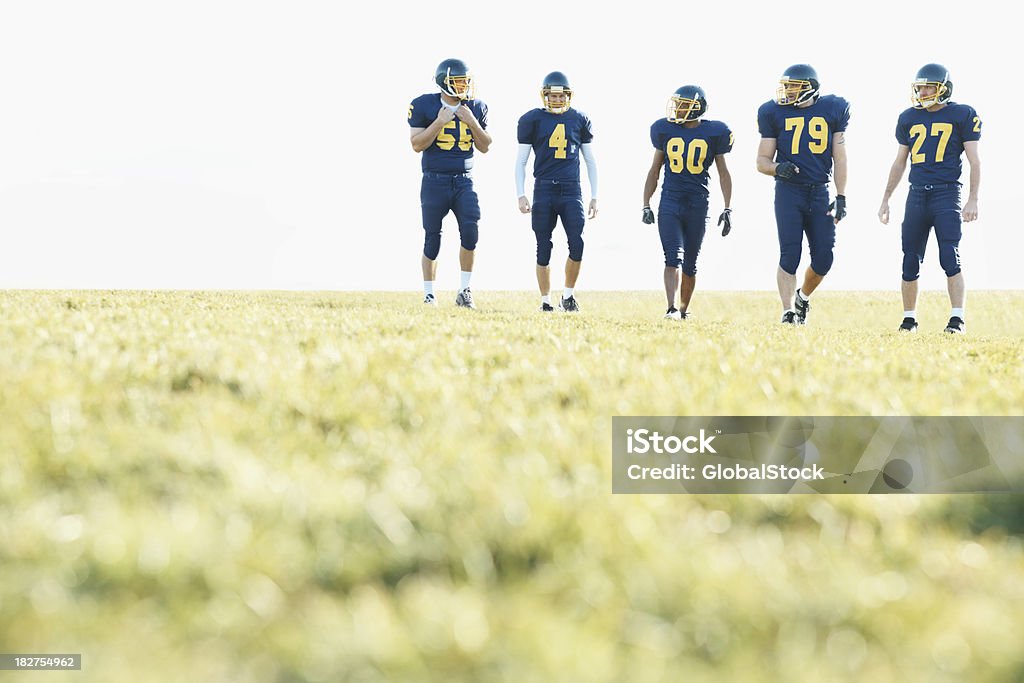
[408,58,492,309]
[515,72,598,313]
[757,64,850,326]
[878,64,981,335]
[642,85,734,320]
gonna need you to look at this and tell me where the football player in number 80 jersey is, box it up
[408,58,492,309]
[515,71,598,313]
[642,85,734,320]
[756,64,850,326]
[878,64,981,335]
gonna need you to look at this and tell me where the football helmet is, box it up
[667,85,707,123]
[435,58,474,100]
[541,71,573,114]
[776,64,820,106]
[911,63,953,109]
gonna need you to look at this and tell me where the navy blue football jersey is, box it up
[757,94,850,185]
[517,108,594,182]
[896,102,981,185]
[407,93,489,173]
[650,119,733,196]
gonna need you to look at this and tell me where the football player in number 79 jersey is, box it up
[642,85,734,320]
[515,71,598,313]
[878,64,981,335]
[756,64,850,326]
[408,58,492,309]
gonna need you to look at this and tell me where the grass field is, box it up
[1,290,1023,682]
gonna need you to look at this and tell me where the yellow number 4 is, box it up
[549,123,567,159]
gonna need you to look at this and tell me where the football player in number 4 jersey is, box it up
[408,58,492,309]
[878,64,981,335]
[515,72,598,312]
[757,64,850,326]
[642,85,734,320]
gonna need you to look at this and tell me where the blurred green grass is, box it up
[1,290,1022,682]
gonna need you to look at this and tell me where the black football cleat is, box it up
[898,317,918,332]
[781,311,797,325]
[944,316,965,334]
[540,302,556,312]
[794,293,810,325]
[560,295,580,312]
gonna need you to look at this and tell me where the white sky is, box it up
[0,0,1017,291]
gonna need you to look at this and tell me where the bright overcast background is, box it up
[0,0,1016,292]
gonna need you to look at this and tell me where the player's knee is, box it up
[778,252,799,275]
[810,250,834,276]
[902,254,922,281]
[423,234,441,260]
[940,245,962,277]
[681,260,698,277]
[536,240,553,267]
[568,235,584,262]
[459,224,479,251]
[664,252,683,268]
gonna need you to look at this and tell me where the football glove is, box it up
[718,208,732,236]
[642,207,655,224]
[775,161,797,179]
[829,195,847,222]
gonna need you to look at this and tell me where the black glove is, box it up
[829,195,847,222]
[642,207,655,224]
[718,208,733,236]
[775,161,798,179]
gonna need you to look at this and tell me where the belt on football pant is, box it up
[423,171,472,179]
[910,183,958,191]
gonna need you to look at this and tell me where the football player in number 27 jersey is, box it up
[878,63,981,335]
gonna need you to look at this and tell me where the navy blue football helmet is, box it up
[667,85,707,123]
[435,58,473,100]
[912,63,953,109]
[541,71,572,114]
[776,64,820,106]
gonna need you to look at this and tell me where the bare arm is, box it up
[962,141,981,222]
[455,105,492,153]
[714,154,732,208]
[878,145,910,224]
[410,105,455,153]
[643,151,664,207]
[756,138,779,176]
[831,131,847,195]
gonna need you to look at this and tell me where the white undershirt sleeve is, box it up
[515,144,532,198]
[581,143,598,200]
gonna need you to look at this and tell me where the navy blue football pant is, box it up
[532,179,585,266]
[420,172,480,260]
[901,185,962,280]
[658,191,708,276]
[774,181,835,276]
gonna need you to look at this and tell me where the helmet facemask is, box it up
[439,69,474,100]
[541,85,572,114]
[911,81,950,109]
[776,78,817,106]
[666,95,704,123]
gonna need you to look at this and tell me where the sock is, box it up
[796,289,809,301]
[903,310,916,320]
[460,271,472,291]
[424,281,434,296]
[951,307,965,319]
[563,287,574,299]
[541,295,551,305]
